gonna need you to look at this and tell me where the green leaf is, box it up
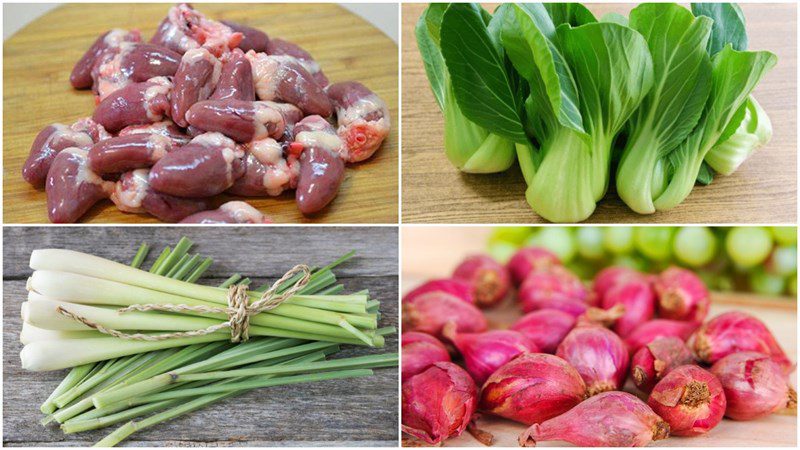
[425,3,449,47]
[415,5,448,110]
[500,4,584,135]
[440,3,527,143]
[544,3,598,27]
[600,12,629,26]
[691,3,748,55]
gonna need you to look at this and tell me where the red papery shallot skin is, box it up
[711,352,796,421]
[480,353,586,425]
[443,324,538,385]
[507,247,561,286]
[518,267,589,315]
[655,267,710,323]
[601,277,655,337]
[511,308,576,354]
[592,266,645,304]
[220,20,269,53]
[519,391,670,447]
[402,291,487,338]
[624,319,700,354]
[689,311,794,376]
[631,336,696,393]
[71,29,141,89]
[555,325,629,396]
[403,279,474,305]
[402,362,478,446]
[452,255,511,308]
[647,365,726,436]
[401,332,451,382]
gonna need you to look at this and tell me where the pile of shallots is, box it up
[402,248,797,447]
[23,3,390,223]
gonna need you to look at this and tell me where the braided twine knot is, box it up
[56,265,312,342]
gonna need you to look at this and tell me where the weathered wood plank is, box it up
[3,227,398,446]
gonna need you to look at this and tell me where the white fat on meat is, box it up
[249,138,297,196]
[110,169,150,212]
[143,76,173,121]
[219,201,267,223]
[252,102,285,140]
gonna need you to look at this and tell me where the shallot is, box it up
[592,266,644,305]
[631,337,695,393]
[402,291,487,338]
[519,391,670,447]
[625,319,699,354]
[507,247,561,285]
[555,325,629,396]
[601,276,655,337]
[452,255,510,308]
[655,267,710,322]
[443,323,538,384]
[480,353,586,425]
[510,309,576,354]
[518,267,589,315]
[403,278,473,305]
[710,351,797,420]
[689,311,793,375]
[647,365,726,436]
[401,332,450,382]
[402,362,478,445]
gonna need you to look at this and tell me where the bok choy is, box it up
[415,2,776,222]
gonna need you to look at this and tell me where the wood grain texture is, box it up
[3,227,399,446]
[3,3,399,224]
[401,3,797,224]
[401,227,797,446]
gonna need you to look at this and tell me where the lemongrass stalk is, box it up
[239,277,252,286]
[64,351,329,432]
[53,354,148,408]
[53,358,116,408]
[164,254,191,278]
[218,274,242,288]
[148,247,171,274]
[50,344,226,423]
[176,353,397,382]
[173,254,200,280]
[91,340,327,408]
[317,284,345,295]
[40,363,93,414]
[27,294,377,342]
[29,271,377,329]
[93,369,373,447]
[130,244,150,269]
[185,257,213,283]
[21,323,98,344]
[154,237,193,276]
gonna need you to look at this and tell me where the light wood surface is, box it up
[3,227,399,446]
[401,3,797,223]
[401,226,797,447]
[3,3,399,224]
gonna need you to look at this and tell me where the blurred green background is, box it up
[488,227,797,298]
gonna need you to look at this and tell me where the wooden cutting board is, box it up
[401,3,797,223]
[401,227,797,447]
[3,3,398,224]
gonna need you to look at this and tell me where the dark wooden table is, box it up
[3,227,399,446]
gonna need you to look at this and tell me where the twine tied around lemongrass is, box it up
[55,265,312,342]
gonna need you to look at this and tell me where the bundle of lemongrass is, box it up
[22,238,397,447]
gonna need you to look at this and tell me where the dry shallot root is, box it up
[23,3,391,223]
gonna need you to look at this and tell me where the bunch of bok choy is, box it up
[23,238,397,446]
[417,2,776,222]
